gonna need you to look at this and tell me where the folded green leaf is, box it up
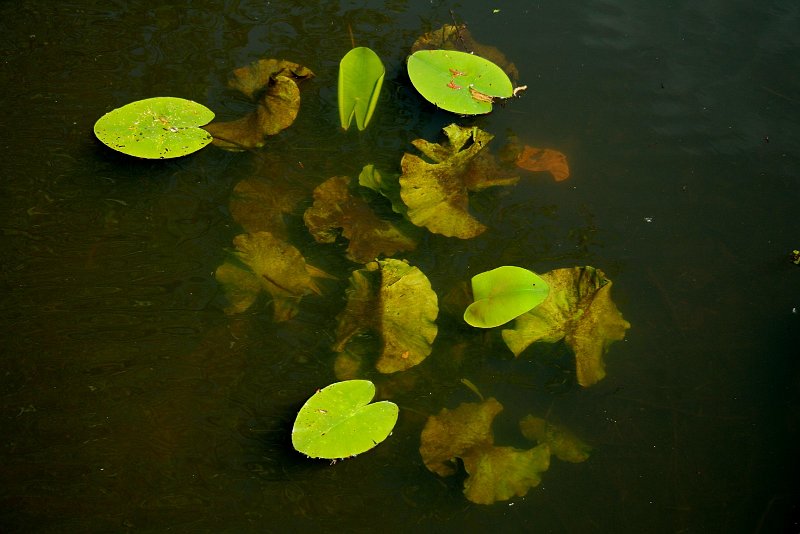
[339,47,385,130]
[464,266,550,328]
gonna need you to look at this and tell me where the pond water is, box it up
[1,1,799,532]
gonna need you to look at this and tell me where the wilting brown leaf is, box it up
[333,259,438,374]
[502,266,631,386]
[303,175,418,263]
[204,59,314,150]
[215,231,333,321]
[399,124,519,239]
[515,145,570,181]
[461,444,550,505]
[229,178,304,238]
[411,24,519,81]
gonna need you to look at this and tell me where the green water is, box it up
[1,1,798,532]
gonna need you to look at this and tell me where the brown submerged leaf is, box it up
[215,231,333,321]
[515,145,570,181]
[399,124,519,238]
[519,415,592,463]
[419,397,551,505]
[229,178,304,238]
[204,59,314,150]
[303,175,418,263]
[411,24,519,81]
[502,266,631,386]
[333,259,438,373]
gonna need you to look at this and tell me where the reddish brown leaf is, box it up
[515,146,570,182]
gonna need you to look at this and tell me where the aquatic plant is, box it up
[338,47,385,130]
[463,266,550,328]
[292,380,398,460]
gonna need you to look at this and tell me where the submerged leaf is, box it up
[229,178,304,238]
[501,266,631,386]
[215,231,333,321]
[462,444,550,505]
[292,380,398,460]
[358,164,406,215]
[204,59,314,150]
[399,124,519,238]
[519,415,592,463]
[464,266,550,328]
[419,397,503,476]
[515,146,570,182]
[334,259,438,373]
[419,397,551,504]
[94,97,214,159]
[339,47,385,130]
[303,176,417,263]
[410,24,519,81]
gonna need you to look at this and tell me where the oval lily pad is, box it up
[407,49,513,115]
[292,380,399,460]
[94,97,215,159]
[464,266,550,328]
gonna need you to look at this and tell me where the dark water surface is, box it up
[2,1,799,532]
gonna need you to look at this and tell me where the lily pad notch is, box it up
[339,47,385,130]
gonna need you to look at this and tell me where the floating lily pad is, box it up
[339,47,385,131]
[303,175,418,263]
[292,380,398,460]
[501,266,631,386]
[464,266,550,328]
[399,124,519,238]
[204,59,314,150]
[419,397,551,505]
[407,49,513,115]
[334,259,438,373]
[214,231,333,321]
[93,97,215,159]
[519,415,592,463]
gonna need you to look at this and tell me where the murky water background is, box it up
[1,1,798,532]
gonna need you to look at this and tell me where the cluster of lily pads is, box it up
[94,24,630,505]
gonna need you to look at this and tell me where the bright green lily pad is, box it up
[93,97,214,159]
[407,49,513,115]
[292,380,398,460]
[339,47,385,130]
[334,259,438,373]
[501,266,631,387]
[464,266,550,328]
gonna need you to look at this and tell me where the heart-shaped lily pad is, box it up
[292,380,399,459]
[407,49,513,115]
[464,266,550,328]
[94,97,215,159]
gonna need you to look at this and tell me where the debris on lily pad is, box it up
[303,175,418,263]
[334,259,438,373]
[419,397,551,505]
[93,97,215,159]
[204,59,314,150]
[501,266,631,387]
[519,415,592,463]
[215,231,334,321]
[399,124,519,238]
